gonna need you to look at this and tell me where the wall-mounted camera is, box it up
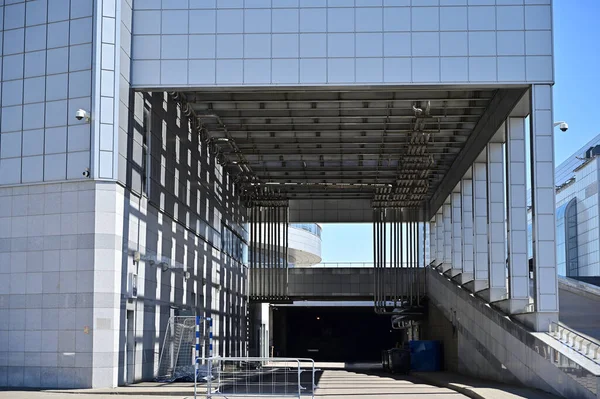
[75,109,91,122]
[82,168,90,178]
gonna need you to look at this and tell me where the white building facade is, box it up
[0,0,558,390]
[528,134,600,277]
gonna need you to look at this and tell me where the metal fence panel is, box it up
[195,357,316,399]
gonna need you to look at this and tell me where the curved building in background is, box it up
[249,223,322,268]
[288,224,322,267]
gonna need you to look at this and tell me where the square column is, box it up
[516,85,559,331]
[460,175,474,284]
[498,117,530,314]
[442,198,452,272]
[436,210,444,267]
[450,187,463,277]
[486,141,508,302]
[430,217,437,266]
[468,150,489,293]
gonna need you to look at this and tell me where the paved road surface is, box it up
[0,369,466,399]
[314,369,467,399]
[559,288,600,341]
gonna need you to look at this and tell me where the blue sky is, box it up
[320,0,600,263]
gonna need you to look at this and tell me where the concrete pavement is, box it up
[413,372,560,399]
[0,369,564,399]
[0,369,466,399]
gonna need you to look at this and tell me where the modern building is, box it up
[2,1,586,398]
[529,133,600,277]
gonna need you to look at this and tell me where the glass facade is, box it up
[530,198,578,277]
[556,199,579,277]
[222,224,249,265]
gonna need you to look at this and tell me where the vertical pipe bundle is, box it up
[248,201,290,301]
[373,206,425,314]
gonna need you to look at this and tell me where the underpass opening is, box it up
[272,305,404,363]
[166,85,529,374]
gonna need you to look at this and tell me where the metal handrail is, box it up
[549,322,600,363]
[311,262,421,268]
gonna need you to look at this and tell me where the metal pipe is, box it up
[409,217,413,307]
[271,205,274,298]
[419,218,423,305]
[284,205,289,296]
[393,208,397,308]
[399,210,403,306]
[275,205,279,299]
[270,205,274,298]
[278,205,281,298]
[373,209,377,311]
[383,208,387,310]
[377,208,381,310]
[267,205,271,299]
[251,206,255,299]
[259,206,264,300]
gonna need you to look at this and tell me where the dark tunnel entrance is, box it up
[272,306,402,362]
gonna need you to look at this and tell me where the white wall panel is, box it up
[128,3,553,87]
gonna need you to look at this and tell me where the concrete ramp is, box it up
[425,267,600,399]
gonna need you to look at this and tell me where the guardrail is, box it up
[195,357,317,399]
[550,322,600,364]
[312,262,418,268]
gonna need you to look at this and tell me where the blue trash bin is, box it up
[408,340,442,372]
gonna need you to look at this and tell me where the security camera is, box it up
[75,109,90,122]
[82,168,90,178]
[559,122,568,132]
[554,121,568,132]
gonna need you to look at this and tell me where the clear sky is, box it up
[320,0,600,263]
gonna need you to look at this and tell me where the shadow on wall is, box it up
[115,91,249,384]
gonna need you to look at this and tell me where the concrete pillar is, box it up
[486,141,508,302]
[442,198,452,272]
[498,117,530,314]
[516,85,559,331]
[469,150,489,293]
[436,210,444,267]
[450,187,462,277]
[460,173,474,284]
[430,217,437,266]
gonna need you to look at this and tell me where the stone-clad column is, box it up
[451,187,462,277]
[498,117,530,314]
[470,150,489,293]
[460,172,474,284]
[486,141,508,302]
[436,210,444,267]
[442,198,452,272]
[430,217,437,266]
[516,85,559,331]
